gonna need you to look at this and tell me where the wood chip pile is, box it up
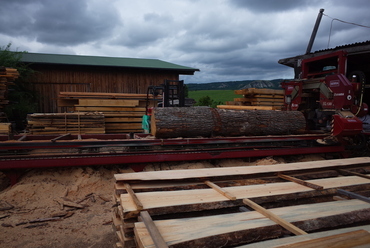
[27,112,105,134]
[112,157,370,248]
[58,92,160,133]
[218,88,285,111]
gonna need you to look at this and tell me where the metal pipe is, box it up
[306,9,324,54]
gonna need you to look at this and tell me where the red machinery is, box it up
[281,51,364,138]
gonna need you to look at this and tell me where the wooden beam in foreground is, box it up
[204,181,236,200]
[337,189,370,204]
[124,183,143,210]
[278,173,324,190]
[243,198,307,236]
[338,169,370,180]
[140,211,168,248]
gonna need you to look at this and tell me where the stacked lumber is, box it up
[219,88,284,111]
[58,92,160,133]
[0,123,11,135]
[27,112,105,135]
[112,157,370,247]
[0,67,18,110]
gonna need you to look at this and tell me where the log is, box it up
[151,107,305,138]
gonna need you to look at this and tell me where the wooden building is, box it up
[20,53,199,113]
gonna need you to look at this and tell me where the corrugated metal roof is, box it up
[278,40,370,68]
[314,40,370,53]
[19,52,199,73]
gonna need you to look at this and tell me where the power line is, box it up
[323,13,370,48]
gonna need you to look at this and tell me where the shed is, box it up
[20,53,199,113]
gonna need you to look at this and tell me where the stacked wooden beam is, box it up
[27,112,105,135]
[112,157,370,247]
[0,67,18,110]
[58,92,160,133]
[218,88,284,111]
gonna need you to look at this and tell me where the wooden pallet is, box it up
[27,112,105,134]
[58,92,160,133]
[112,157,370,247]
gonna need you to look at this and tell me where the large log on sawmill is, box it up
[151,107,306,138]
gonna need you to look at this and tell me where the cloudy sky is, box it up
[1,0,370,84]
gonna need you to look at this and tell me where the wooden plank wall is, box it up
[28,65,179,113]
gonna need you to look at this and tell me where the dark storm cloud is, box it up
[0,0,120,46]
[229,0,314,12]
[1,0,370,84]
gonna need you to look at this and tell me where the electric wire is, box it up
[323,13,370,48]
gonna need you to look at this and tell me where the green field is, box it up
[188,90,236,105]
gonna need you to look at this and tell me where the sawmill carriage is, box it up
[278,42,370,152]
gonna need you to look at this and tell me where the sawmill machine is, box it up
[279,8,370,144]
[281,50,365,138]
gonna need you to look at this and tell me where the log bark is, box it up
[151,107,306,138]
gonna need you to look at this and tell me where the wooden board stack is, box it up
[27,112,105,135]
[58,92,160,133]
[112,157,370,248]
[0,67,18,110]
[218,88,285,111]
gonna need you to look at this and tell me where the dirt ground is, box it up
[0,155,325,248]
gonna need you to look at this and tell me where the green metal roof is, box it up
[19,52,199,74]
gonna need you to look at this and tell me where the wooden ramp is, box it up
[112,157,370,247]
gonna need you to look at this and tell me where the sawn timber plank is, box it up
[240,225,370,248]
[78,99,139,107]
[114,157,370,182]
[119,175,370,218]
[134,199,370,248]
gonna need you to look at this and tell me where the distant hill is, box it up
[186,79,286,91]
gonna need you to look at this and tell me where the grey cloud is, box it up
[229,0,315,12]
[1,0,370,84]
[0,0,121,46]
[115,12,174,48]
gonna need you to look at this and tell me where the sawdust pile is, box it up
[0,155,325,247]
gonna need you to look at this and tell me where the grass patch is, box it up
[188,90,236,105]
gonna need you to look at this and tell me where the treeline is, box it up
[186,79,285,91]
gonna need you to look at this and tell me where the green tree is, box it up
[183,84,189,98]
[196,95,213,107]
[195,95,222,108]
[0,43,37,130]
